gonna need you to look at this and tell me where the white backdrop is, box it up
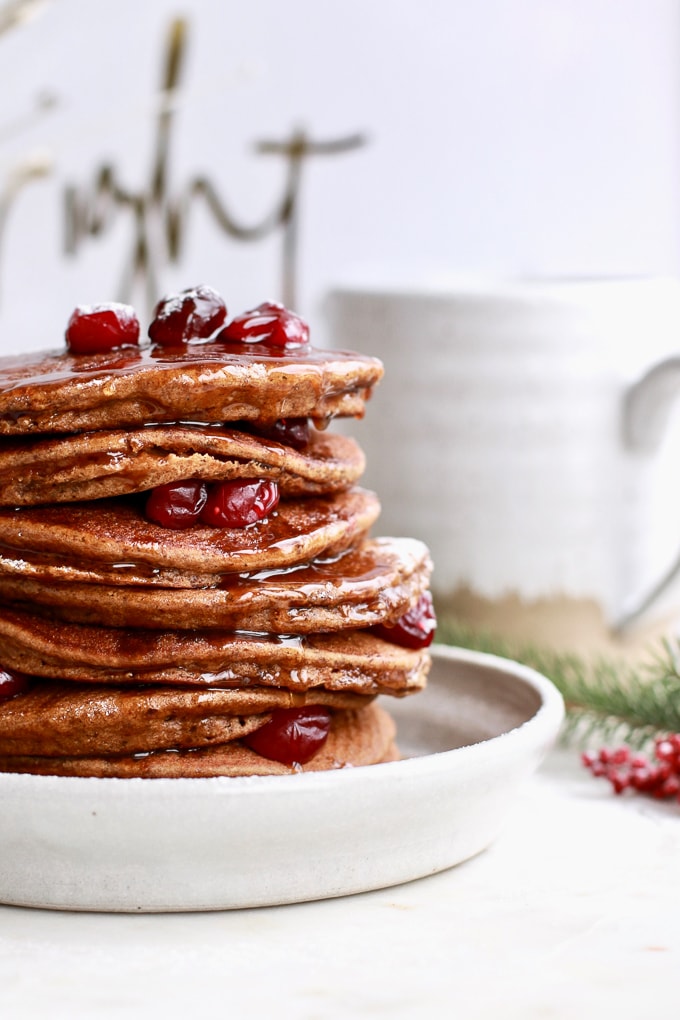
[0,0,677,353]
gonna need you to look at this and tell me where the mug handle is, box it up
[616,357,680,631]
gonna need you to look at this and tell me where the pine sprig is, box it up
[437,620,680,750]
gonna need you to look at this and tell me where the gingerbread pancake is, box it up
[0,683,373,756]
[0,487,380,586]
[0,342,383,435]
[0,608,430,694]
[0,289,433,782]
[0,426,365,505]
[0,538,432,632]
[0,702,397,777]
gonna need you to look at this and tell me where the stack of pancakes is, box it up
[0,328,433,776]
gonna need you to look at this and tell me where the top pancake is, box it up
[0,342,383,435]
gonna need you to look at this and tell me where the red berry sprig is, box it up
[582,734,680,800]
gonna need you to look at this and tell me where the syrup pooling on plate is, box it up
[0,285,434,776]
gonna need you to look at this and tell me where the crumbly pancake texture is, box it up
[0,702,397,777]
[0,344,383,435]
[0,488,380,585]
[0,426,365,505]
[0,538,432,632]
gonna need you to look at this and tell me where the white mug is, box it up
[325,278,680,644]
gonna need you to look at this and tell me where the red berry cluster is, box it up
[582,734,680,799]
[243,706,332,765]
[65,286,309,357]
[145,478,279,530]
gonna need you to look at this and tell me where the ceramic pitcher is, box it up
[325,278,680,643]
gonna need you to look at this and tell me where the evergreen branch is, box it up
[437,619,680,750]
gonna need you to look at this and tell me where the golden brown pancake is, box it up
[0,488,380,585]
[0,426,365,505]
[0,343,383,435]
[0,538,432,632]
[0,321,431,781]
[0,702,397,777]
[0,608,430,695]
[0,683,373,756]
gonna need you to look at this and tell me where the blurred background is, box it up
[0,0,677,349]
[2,0,680,653]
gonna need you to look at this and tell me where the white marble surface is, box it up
[0,745,678,1019]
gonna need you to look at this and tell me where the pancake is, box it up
[0,609,430,694]
[0,294,432,781]
[0,342,383,435]
[0,702,397,777]
[0,487,380,585]
[0,538,432,632]
[0,683,373,756]
[0,426,365,505]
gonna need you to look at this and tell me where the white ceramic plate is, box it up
[0,644,564,912]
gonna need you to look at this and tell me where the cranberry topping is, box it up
[65,303,140,355]
[249,418,310,451]
[243,706,332,765]
[145,480,208,529]
[373,592,437,649]
[200,479,280,528]
[218,301,310,353]
[0,667,31,701]
[148,284,227,346]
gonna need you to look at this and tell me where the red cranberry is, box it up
[582,737,680,801]
[66,303,140,354]
[0,667,31,701]
[219,301,310,353]
[148,284,227,346]
[243,706,332,765]
[145,480,208,529]
[250,418,310,450]
[200,479,279,528]
[373,592,437,649]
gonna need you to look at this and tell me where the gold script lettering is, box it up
[64,17,366,311]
